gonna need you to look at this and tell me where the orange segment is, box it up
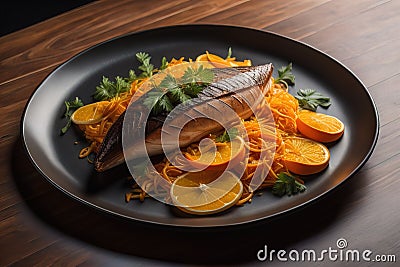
[170,171,243,215]
[283,137,330,175]
[195,54,210,62]
[71,101,109,124]
[195,51,251,67]
[296,109,344,143]
[185,137,245,171]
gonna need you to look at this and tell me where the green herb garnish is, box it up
[274,63,295,88]
[226,47,232,59]
[143,89,174,115]
[93,52,168,101]
[272,172,306,197]
[61,97,84,134]
[144,65,214,115]
[160,56,168,70]
[136,52,154,78]
[295,88,331,111]
[126,69,137,84]
[215,127,239,143]
[94,76,131,101]
[181,64,214,84]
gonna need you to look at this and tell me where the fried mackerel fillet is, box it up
[94,63,273,172]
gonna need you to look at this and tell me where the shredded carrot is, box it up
[265,80,299,133]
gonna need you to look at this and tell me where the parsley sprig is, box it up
[61,97,84,134]
[295,89,331,111]
[273,63,332,111]
[181,64,214,84]
[136,52,154,78]
[160,56,168,70]
[93,52,168,101]
[143,90,174,115]
[144,65,214,115]
[94,76,131,101]
[215,127,239,143]
[274,63,295,88]
[272,172,306,197]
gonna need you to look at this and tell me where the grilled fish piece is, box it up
[94,64,273,172]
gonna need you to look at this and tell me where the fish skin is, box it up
[94,64,273,172]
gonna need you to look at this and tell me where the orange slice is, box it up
[195,52,251,67]
[283,136,330,175]
[71,101,109,124]
[195,54,210,62]
[296,109,344,143]
[185,137,246,171]
[195,52,229,66]
[170,171,243,215]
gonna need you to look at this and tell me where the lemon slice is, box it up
[170,171,243,215]
[71,101,109,124]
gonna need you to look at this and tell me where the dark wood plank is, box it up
[198,0,330,28]
[0,0,327,85]
[267,0,400,87]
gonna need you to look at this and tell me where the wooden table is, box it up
[1,0,399,265]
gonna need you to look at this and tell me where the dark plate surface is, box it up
[21,25,378,227]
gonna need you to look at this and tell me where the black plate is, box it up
[21,25,378,227]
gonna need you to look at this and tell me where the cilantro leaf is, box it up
[272,172,306,197]
[143,89,173,115]
[159,74,178,90]
[182,65,214,84]
[160,56,168,70]
[274,63,295,87]
[144,65,213,116]
[215,128,239,143]
[63,97,83,117]
[168,87,192,104]
[93,52,159,101]
[182,83,206,97]
[94,76,114,100]
[114,76,130,95]
[295,88,331,111]
[61,97,84,134]
[159,74,193,104]
[136,52,154,78]
[126,69,137,84]
[93,76,130,101]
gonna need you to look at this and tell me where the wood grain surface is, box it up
[1,0,399,266]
